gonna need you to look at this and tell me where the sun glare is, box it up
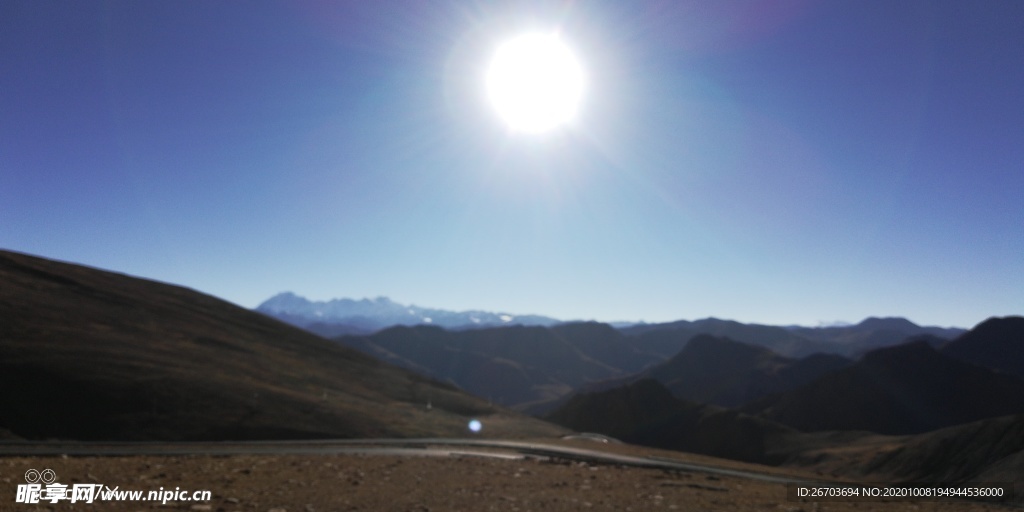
[486,33,585,133]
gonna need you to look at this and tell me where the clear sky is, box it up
[2,1,1021,328]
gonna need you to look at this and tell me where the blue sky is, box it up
[2,0,1021,328]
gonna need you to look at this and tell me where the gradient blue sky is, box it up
[2,1,1021,328]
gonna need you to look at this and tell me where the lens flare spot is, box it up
[468,419,483,433]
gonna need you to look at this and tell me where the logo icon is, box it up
[24,469,57,484]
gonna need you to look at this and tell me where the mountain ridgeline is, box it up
[321,311,978,413]
[260,292,967,359]
[257,292,560,335]
[622,316,965,358]
[260,292,1021,441]
[261,292,981,415]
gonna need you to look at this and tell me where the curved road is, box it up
[0,438,801,484]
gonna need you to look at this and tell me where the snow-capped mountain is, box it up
[256,292,560,333]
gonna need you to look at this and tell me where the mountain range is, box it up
[257,292,560,334]
[545,314,1024,465]
[321,312,971,415]
[257,291,1016,438]
[547,316,1024,439]
[623,316,965,358]
[258,293,968,360]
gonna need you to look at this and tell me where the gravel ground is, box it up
[0,453,1010,512]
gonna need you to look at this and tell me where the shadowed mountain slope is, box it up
[545,379,798,465]
[744,340,1024,435]
[523,335,849,417]
[335,322,662,408]
[624,319,830,358]
[940,316,1024,378]
[0,249,564,441]
[643,335,851,407]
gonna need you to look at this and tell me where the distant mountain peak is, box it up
[815,320,852,328]
[855,316,922,331]
[255,292,560,332]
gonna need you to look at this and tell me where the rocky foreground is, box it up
[0,448,1008,512]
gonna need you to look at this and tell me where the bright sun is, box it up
[486,33,585,133]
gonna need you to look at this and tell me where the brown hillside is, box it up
[0,249,564,441]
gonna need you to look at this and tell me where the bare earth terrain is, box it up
[0,441,1010,512]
